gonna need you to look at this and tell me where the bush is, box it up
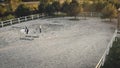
[0,14,15,21]
[6,14,15,20]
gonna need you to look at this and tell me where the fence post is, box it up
[37,14,39,19]
[1,21,4,27]
[10,20,12,25]
[25,16,27,21]
[31,15,33,20]
[18,18,20,23]
[102,55,105,66]
[91,12,93,17]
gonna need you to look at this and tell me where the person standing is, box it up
[39,25,42,33]
[25,26,29,34]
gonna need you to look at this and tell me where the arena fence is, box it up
[0,12,101,28]
[0,14,44,28]
[79,12,101,17]
[95,30,118,68]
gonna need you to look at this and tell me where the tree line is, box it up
[0,0,120,21]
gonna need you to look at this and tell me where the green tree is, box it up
[68,0,83,19]
[52,1,61,13]
[61,1,70,14]
[45,4,55,15]
[15,4,31,17]
[101,3,117,22]
[38,3,46,14]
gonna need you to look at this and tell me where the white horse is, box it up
[20,29,26,34]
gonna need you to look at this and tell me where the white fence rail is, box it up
[95,30,118,68]
[0,12,101,28]
[0,14,44,28]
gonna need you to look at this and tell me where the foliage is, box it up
[61,1,70,14]
[39,0,53,5]
[0,14,15,21]
[9,0,21,12]
[52,1,61,13]
[82,1,92,12]
[114,2,120,9]
[102,37,120,68]
[68,0,83,19]
[0,5,7,15]
[22,0,39,2]
[38,3,46,14]
[15,4,31,17]
[45,4,55,15]
[1,0,119,20]
[6,14,15,20]
[101,3,117,22]
[91,0,106,12]
[0,18,1,21]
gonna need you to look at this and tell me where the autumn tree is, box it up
[101,3,117,22]
[0,5,7,16]
[40,0,53,5]
[8,0,21,12]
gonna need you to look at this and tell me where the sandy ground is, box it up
[0,17,115,68]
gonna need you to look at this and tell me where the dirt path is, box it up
[0,17,115,68]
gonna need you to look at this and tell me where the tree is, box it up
[95,1,106,12]
[38,3,46,14]
[22,0,39,2]
[61,1,70,14]
[15,4,31,17]
[8,0,21,12]
[82,1,91,12]
[52,1,61,13]
[68,0,83,19]
[40,0,53,5]
[45,4,55,15]
[101,3,117,22]
[90,0,106,12]
[0,5,7,16]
